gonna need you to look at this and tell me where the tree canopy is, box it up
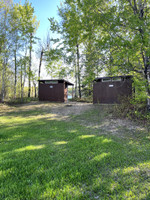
[0,0,149,109]
[49,0,150,106]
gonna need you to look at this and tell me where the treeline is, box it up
[0,0,39,102]
[0,0,72,103]
[49,0,150,107]
[0,0,150,109]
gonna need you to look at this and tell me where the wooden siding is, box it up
[39,82,65,102]
[64,83,68,102]
[93,77,133,104]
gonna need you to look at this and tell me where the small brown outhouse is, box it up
[93,75,133,104]
[38,79,74,102]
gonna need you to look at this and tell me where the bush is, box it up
[113,96,150,127]
[6,97,38,105]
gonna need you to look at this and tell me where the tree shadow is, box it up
[0,106,150,199]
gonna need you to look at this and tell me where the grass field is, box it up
[0,102,150,200]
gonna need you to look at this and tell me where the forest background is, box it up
[0,0,150,118]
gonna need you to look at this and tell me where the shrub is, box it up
[113,96,150,128]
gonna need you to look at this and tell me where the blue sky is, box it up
[13,0,62,79]
[13,0,61,39]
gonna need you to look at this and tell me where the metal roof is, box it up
[94,75,133,81]
[38,79,74,86]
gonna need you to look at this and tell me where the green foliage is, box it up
[7,97,38,104]
[0,0,39,101]
[113,96,150,126]
[45,60,68,79]
[71,96,93,103]
[49,0,150,103]
[132,75,148,104]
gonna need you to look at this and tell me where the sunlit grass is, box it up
[15,145,45,152]
[0,104,150,199]
[54,141,68,145]
[92,152,110,161]
[79,134,96,139]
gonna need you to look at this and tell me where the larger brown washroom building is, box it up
[38,79,74,102]
[93,75,133,104]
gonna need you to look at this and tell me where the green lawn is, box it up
[0,103,150,200]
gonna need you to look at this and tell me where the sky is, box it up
[13,0,61,40]
[13,0,62,79]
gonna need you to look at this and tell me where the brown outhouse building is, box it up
[38,79,74,102]
[93,75,133,104]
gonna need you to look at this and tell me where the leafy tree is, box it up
[49,0,84,98]
[9,3,24,98]
[18,55,29,102]
[0,0,39,102]
[79,0,150,106]
[21,1,39,98]
[0,0,13,102]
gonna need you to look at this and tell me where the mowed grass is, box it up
[0,104,150,200]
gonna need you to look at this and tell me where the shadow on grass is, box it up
[0,109,150,199]
[0,109,44,118]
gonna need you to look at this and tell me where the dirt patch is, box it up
[0,101,93,119]
[19,101,93,118]
[0,101,148,139]
[69,104,149,139]
[50,102,93,119]
[96,118,147,139]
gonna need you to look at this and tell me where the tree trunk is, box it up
[1,61,6,103]
[21,71,26,103]
[76,43,81,98]
[14,50,17,99]
[38,48,43,97]
[144,54,150,110]
[28,34,32,98]
[20,64,24,103]
[35,86,36,98]
[74,60,78,98]
[32,86,34,97]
